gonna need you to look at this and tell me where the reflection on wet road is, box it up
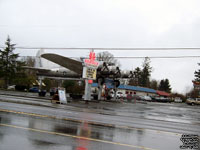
[1,92,200,150]
[0,112,181,150]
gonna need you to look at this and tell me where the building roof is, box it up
[92,83,156,93]
[156,90,170,97]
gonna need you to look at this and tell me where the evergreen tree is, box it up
[158,79,171,93]
[129,58,152,87]
[0,36,23,88]
[158,79,165,91]
[164,79,171,93]
[140,57,152,87]
[129,67,142,86]
[194,63,200,81]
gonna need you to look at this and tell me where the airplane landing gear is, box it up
[114,80,120,88]
[113,80,120,100]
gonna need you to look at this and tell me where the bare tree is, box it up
[25,56,36,67]
[150,79,159,90]
[96,51,120,67]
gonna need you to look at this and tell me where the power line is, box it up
[1,46,200,51]
[19,55,200,59]
[113,56,200,59]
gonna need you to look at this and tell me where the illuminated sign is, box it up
[82,51,98,80]
[84,51,99,67]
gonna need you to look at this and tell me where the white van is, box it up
[174,97,182,103]
[109,91,123,99]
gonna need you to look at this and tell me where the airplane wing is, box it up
[22,66,51,72]
[41,53,83,74]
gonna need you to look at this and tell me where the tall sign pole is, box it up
[82,50,99,101]
[192,81,200,97]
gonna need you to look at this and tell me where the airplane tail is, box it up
[35,49,45,68]
[35,49,60,69]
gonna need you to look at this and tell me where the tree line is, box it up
[0,37,172,93]
[128,57,172,93]
[95,51,172,92]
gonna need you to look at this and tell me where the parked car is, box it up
[151,97,172,103]
[186,98,200,105]
[38,89,46,96]
[7,85,16,90]
[174,97,182,103]
[109,91,124,99]
[139,96,152,101]
[29,87,39,93]
[15,85,27,91]
[117,92,123,99]
[132,95,141,100]
[159,97,172,103]
[50,87,58,96]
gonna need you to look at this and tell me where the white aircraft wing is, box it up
[41,53,83,74]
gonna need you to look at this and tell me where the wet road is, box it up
[0,93,200,150]
[0,111,181,150]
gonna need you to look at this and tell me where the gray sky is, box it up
[0,0,200,93]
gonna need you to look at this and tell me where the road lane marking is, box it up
[0,123,158,150]
[0,108,181,137]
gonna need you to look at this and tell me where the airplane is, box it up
[23,49,83,81]
[24,49,134,100]
[40,52,134,86]
[24,66,82,80]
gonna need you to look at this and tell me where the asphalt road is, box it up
[0,92,200,150]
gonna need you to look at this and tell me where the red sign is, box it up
[88,80,93,84]
[84,51,99,67]
[89,51,96,61]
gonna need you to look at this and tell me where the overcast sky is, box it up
[0,0,200,93]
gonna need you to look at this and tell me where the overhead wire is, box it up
[18,55,200,59]
[0,46,200,51]
[1,46,199,59]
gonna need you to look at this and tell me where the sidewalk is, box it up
[0,89,128,103]
[0,90,52,100]
[0,90,148,111]
[0,90,126,108]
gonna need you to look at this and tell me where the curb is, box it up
[0,99,55,109]
[0,92,126,103]
[0,92,52,100]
